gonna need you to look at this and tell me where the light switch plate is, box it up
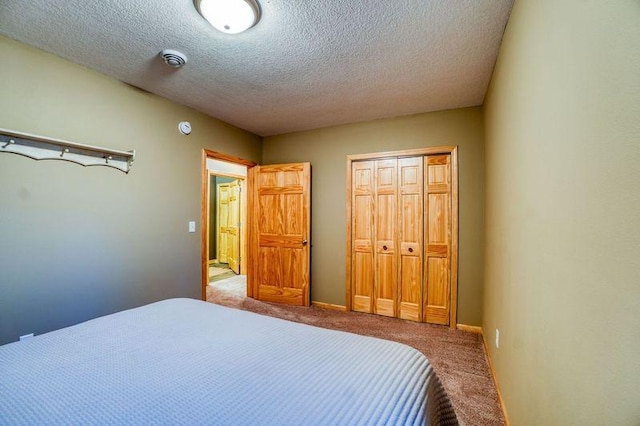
[188,221,196,233]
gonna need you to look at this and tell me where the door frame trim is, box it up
[201,149,257,301]
[345,146,459,328]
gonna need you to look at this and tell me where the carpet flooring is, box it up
[206,277,504,426]
[208,264,236,283]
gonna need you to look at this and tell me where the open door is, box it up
[216,183,230,263]
[227,180,241,274]
[249,163,311,306]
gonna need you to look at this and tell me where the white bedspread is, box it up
[0,298,457,425]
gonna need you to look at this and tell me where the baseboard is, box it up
[456,324,483,333]
[311,301,347,312]
[480,329,511,426]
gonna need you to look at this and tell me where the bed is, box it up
[0,298,458,425]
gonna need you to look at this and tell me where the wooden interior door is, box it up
[227,180,241,274]
[398,157,424,321]
[424,154,452,325]
[217,183,230,263]
[250,163,311,306]
[374,158,398,317]
[351,161,375,313]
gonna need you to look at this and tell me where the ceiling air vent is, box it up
[159,50,187,68]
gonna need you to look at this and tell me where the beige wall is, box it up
[0,36,262,345]
[483,0,640,424]
[264,107,485,326]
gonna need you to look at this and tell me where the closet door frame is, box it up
[345,146,459,329]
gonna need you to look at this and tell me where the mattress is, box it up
[0,298,458,425]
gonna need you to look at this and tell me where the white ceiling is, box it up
[0,0,513,137]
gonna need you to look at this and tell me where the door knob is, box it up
[408,247,414,253]
[383,245,388,251]
[302,239,308,245]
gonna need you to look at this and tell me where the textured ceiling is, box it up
[0,0,513,136]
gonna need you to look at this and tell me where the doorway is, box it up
[201,150,255,300]
[208,174,242,282]
[201,149,312,307]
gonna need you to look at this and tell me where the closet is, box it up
[347,147,458,327]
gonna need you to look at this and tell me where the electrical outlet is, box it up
[495,329,500,349]
[20,333,34,341]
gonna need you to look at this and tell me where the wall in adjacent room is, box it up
[263,107,485,326]
[483,0,640,423]
[0,36,262,345]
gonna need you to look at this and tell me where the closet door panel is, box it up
[424,155,451,325]
[376,253,396,317]
[400,256,421,320]
[374,159,397,318]
[353,252,373,312]
[428,193,450,244]
[398,157,423,321]
[352,161,375,313]
[425,258,450,324]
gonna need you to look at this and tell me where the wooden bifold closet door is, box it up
[398,157,424,322]
[349,148,456,326]
[374,158,398,318]
[424,155,452,325]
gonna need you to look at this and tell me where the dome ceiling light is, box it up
[195,0,261,34]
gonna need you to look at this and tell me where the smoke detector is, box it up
[159,50,187,68]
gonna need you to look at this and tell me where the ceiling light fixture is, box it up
[195,0,261,34]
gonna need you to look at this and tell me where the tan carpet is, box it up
[209,265,230,276]
[206,278,504,426]
[210,274,246,295]
[208,264,236,283]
